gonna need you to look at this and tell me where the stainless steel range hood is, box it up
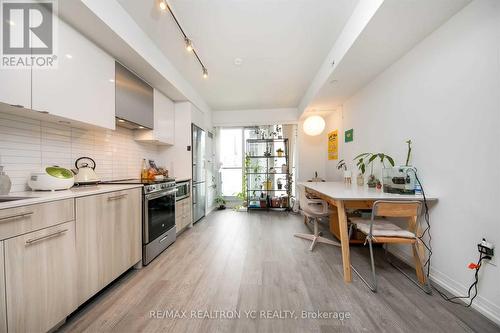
[115,62,154,129]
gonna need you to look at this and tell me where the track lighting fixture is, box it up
[185,38,193,52]
[159,0,209,79]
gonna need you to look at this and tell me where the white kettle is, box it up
[73,157,100,185]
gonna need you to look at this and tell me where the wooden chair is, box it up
[349,200,429,293]
[294,185,340,251]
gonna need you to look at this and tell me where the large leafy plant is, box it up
[354,152,395,175]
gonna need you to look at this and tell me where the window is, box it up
[219,128,243,197]
[217,125,296,200]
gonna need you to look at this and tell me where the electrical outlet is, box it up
[478,238,496,266]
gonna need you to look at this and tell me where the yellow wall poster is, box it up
[328,130,338,160]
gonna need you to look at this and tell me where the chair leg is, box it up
[295,217,340,251]
[350,236,377,292]
[367,238,378,292]
[309,236,318,251]
[382,243,432,295]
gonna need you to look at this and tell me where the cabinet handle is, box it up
[0,212,33,222]
[25,229,68,245]
[159,234,170,243]
[108,194,128,201]
[9,104,24,108]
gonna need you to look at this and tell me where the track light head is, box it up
[185,38,193,52]
[159,0,167,11]
[202,68,208,79]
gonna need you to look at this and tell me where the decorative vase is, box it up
[356,174,364,186]
[343,170,352,184]
[282,164,288,174]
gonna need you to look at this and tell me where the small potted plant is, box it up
[215,196,226,210]
[264,178,273,190]
[276,148,284,157]
[354,152,395,188]
[259,192,267,208]
[354,158,366,186]
[337,159,352,184]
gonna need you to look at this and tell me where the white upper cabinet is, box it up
[0,7,31,109]
[32,19,115,130]
[135,89,175,145]
[0,67,31,109]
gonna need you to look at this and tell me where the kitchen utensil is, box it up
[28,166,74,191]
[73,157,100,185]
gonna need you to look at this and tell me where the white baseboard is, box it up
[206,204,216,215]
[388,248,500,326]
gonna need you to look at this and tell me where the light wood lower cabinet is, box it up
[175,197,192,233]
[76,188,142,304]
[0,242,6,333]
[0,199,74,241]
[4,221,77,333]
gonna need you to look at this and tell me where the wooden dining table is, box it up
[299,181,437,283]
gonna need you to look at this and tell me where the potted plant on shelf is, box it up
[354,152,395,188]
[337,159,352,184]
[264,178,273,190]
[276,148,284,157]
[215,196,226,210]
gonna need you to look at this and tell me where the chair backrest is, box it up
[372,200,422,219]
[297,184,308,211]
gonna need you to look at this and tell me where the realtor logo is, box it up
[1,0,57,68]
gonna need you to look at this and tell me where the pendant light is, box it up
[303,115,325,136]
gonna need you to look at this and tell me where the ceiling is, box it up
[308,0,472,112]
[117,0,359,111]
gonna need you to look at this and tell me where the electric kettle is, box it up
[73,157,100,185]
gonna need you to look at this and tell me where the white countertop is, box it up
[175,177,191,183]
[0,184,144,210]
[299,181,437,201]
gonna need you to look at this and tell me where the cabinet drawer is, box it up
[0,199,74,240]
[5,221,77,333]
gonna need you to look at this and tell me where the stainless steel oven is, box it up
[143,181,177,265]
[176,180,190,201]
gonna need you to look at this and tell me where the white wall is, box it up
[296,111,343,182]
[338,0,499,323]
[212,108,298,127]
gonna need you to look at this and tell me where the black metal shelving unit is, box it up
[245,138,291,211]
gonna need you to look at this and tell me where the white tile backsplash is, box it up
[0,112,162,192]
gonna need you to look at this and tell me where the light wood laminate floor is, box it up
[58,210,499,333]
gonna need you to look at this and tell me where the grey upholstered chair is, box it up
[294,185,340,251]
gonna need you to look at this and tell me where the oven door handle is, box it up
[145,189,177,201]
